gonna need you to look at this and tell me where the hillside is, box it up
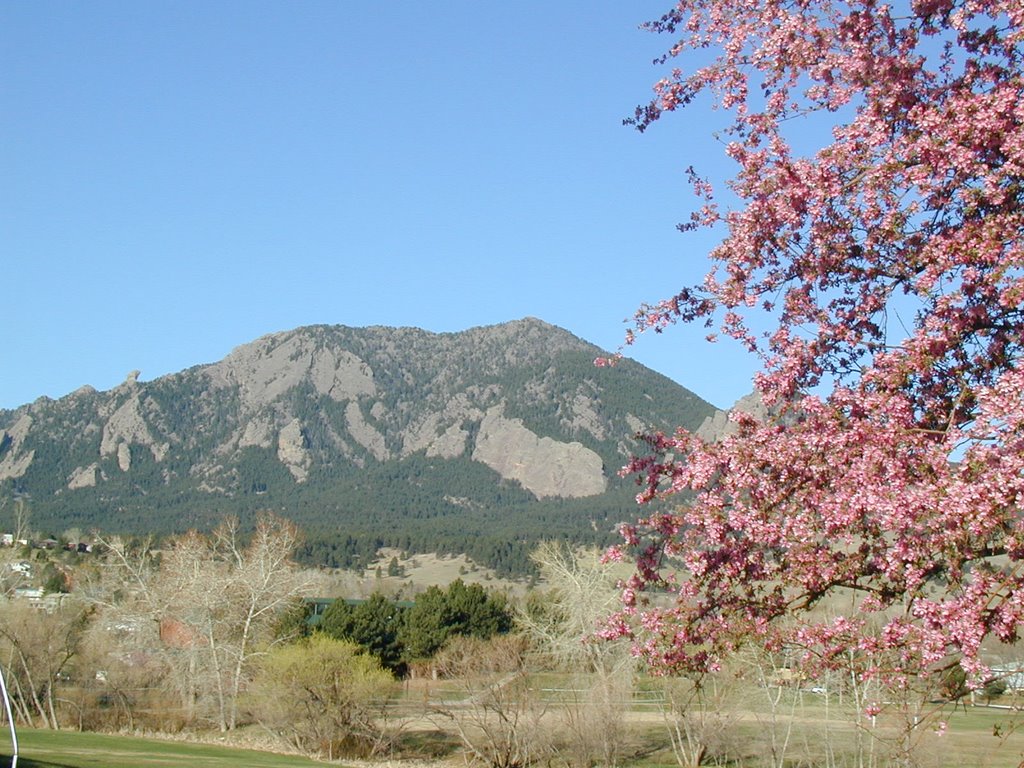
[0,319,714,574]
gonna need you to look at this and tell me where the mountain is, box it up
[694,391,768,443]
[0,319,715,575]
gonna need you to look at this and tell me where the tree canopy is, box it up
[607,0,1024,690]
[400,580,514,661]
[317,581,513,670]
[319,593,408,673]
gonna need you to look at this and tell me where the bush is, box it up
[247,635,396,759]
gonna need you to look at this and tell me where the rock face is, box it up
[472,406,606,499]
[0,319,716,529]
[344,401,389,462]
[0,414,35,481]
[99,381,170,470]
[67,463,99,489]
[695,391,769,442]
[208,335,377,408]
[277,418,312,482]
[694,391,798,443]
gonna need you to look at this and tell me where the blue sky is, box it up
[2,1,757,411]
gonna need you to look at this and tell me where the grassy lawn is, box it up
[4,694,1024,767]
[0,729,327,768]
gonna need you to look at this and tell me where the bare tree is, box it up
[519,542,631,674]
[210,515,312,730]
[519,542,637,767]
[85,532,198,721]
[76,624,168,731]
[0,597,92,729]
[658,666,745,768]
[11,500,31,546]
[432,634,550,768]
[88,514,312,731]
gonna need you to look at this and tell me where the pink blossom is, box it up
[607,0,1024,692]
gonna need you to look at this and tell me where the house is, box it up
[991,664,1024,691]
[13,586,44,601]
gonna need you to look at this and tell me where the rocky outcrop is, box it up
[312,348,377,401]
[472,406,606,499]
[426,421,473,459]
[277,419,312,482]
[0,414,34,481]
[695,391,773,442]
[402,393,484,459]
[100,393,169,469]
[67,463,99,489]
[207,331,376,409]
[565,392,606,441]
[345,401,389,461]
[238,415,276,449]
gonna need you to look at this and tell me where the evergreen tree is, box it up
[399,586,450,661]
[319,594,408,674]
[400,580,512,661]
[318,599,356,640]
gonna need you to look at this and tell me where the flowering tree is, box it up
[606,0,1024,692]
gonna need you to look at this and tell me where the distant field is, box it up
[0,729,325,768]
[363,547,523,592]
[403,674,1024,767]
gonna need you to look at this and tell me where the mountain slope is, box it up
[0,319,714,574]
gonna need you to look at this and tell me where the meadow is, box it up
[0,729,324,768]
[5,691,1024,768]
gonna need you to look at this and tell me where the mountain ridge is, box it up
[0,318,715,575]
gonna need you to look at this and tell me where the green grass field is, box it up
[0,729,326,768]
[5,695,1024,767]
